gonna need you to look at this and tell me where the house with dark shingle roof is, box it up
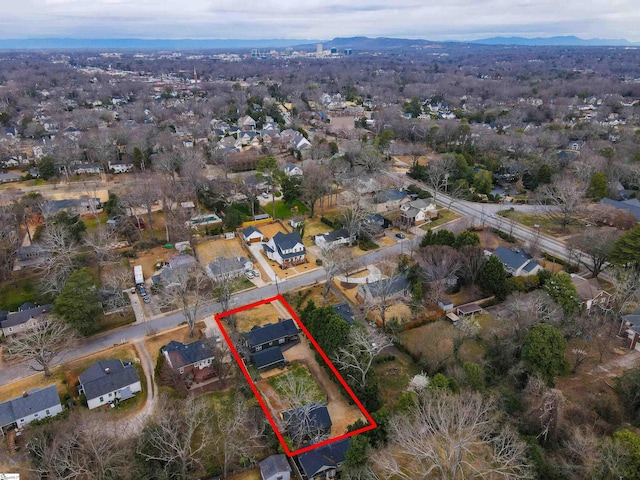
[250,346,286,371]
[282,403,332,444]
[332,303,355,325]
[492,246,541,277]
[0,304,52,338]
[162,340,216,381]
[243,319,299,353]
[259,454,291,480]
[78,359,142,410]
[570,274,611,312]
[600,197,640,222]
[263,232,306,268]
[0,385,62,436]
[296,438,350,480]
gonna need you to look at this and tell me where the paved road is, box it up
[0,168,581,386]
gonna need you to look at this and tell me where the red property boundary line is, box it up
[214,294,377,457]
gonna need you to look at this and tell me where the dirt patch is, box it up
[234,302,283,333]
[257,221,291,239]
[282,338,366,436]
[399,320,458,364]
[284,285,340,313]
[194,236,247,266]
[377,236,396,247]
[130,246,175,280]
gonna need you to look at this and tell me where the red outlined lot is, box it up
[214,294,377,457]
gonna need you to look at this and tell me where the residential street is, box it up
[0,170,583,387]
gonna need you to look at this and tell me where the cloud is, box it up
[0,0,638,41]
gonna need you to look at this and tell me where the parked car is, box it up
[252,270,260,277]
[395,232,406,239]
[245,271,255,279]
[142,296,150,304]
[262,192,269,199]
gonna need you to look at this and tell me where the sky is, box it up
[1,0,639,42]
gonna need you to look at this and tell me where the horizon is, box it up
[1,1,638,43]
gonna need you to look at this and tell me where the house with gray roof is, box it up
[17,245,50,269]
[78,359,142,410]
[263,232,306,268]
[242,226,265,243]
[600,197,640,222]
[250,346,286,371]
[0,304,52,337]
[492,246,541,277]
[356,274,410,305]
[0,385,62,436]
[259,454,291,480]
[0,172,22,184]
[297,438,350,480]
[206,256,252,281]
[282,403,332,444]
[283,162,303,177]
[314,228,353,248]
[44,198,102,216]
[398,198,438,227]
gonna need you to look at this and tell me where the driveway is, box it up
[248,242,277,282]
[282,337,366,437]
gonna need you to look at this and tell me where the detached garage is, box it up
[242,226,264,244]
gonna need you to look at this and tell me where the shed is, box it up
[456,303,482,316]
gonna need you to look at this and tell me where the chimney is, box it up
[22,391,28,397]
[104,368,110,374]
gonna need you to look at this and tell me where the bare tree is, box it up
[0,202,21,280]
[27,412,134,480]
[301,162,332,218]
[36,222,81,296]
[424,154,455,203]
[372,391,531,479]
[160,265,211,337]
[338,191,373,246]
[460,245,487,287]
[138,394,214,479]
[332,326,393,389]
[361,264,406,332]
[537,176,587,229]
[416,245,463,304]
[318,245,353,303]
[523,376,565,442]
[212,396,265,477]
[101,266,134,315]
[610,267,640,319]
[6,315,77,377]
[84,224,119,282]
[567,228,620,278]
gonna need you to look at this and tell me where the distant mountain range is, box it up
[470,36,636,46]
[0,35,635,51]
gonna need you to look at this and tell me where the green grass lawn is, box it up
[0,276,39,311]
[497,209,585,237]
[267,200,309,219]
[268,362,325,403]
[420,208,461,230]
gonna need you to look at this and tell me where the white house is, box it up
[0,385,62,435]
[78,359,142,410]
[108,160,134,173]
[314,228,353,248]
[242,226,265,243]
[398,198,438,227]
[263,232,306,268]
[283,162,303,177]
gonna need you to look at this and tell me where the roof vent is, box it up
[104,368,110,374]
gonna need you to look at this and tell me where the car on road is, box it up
[395,232,406,239]
[245,270,255,279]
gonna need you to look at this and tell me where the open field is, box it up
[373,350,421,408]
[497,209,589,237]
[195,236,247,266]
[399,320,458,363]
[234,301,283,333]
